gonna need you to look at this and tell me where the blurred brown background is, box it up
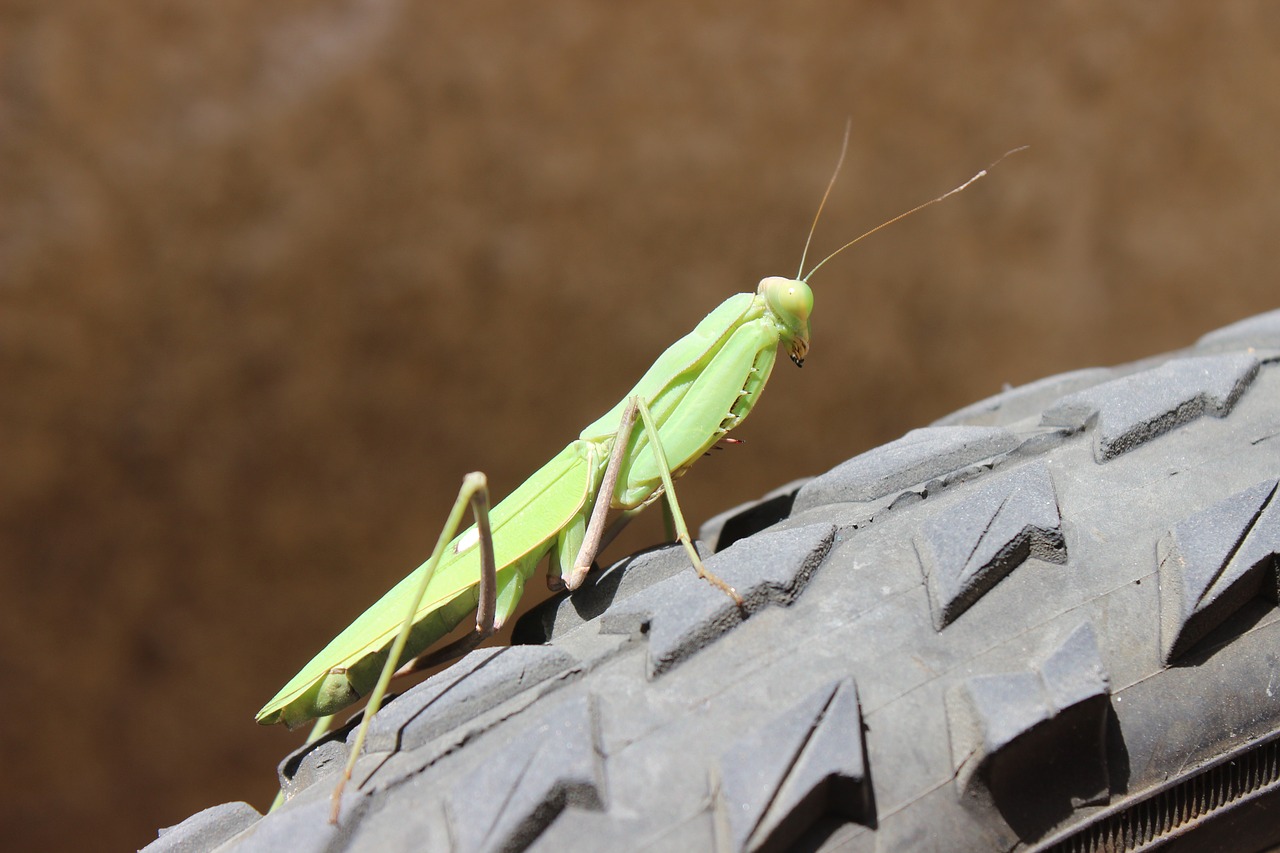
[4,2,1278,850]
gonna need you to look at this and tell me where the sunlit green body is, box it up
[256,281,811,729]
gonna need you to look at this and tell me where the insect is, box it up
[255,129,1023,821]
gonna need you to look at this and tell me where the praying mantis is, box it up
[255,130,1023,820]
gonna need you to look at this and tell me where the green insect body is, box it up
[256,277,813,730]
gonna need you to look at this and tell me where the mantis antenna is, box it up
[796,119,854,279]
[797,138,1029,283]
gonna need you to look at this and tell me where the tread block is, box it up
[1196,308,1280,350]
[791,426,1019,512]
[932,367,1115,428]
[236,794,350,853]
[916,461,1066,630]
[1157,479,1280,663]
[599,523,836,677]
[277,721,353,797]
[447,695,603,853]
[717,679,872,853]
[949,622,1112,841]
[143,801,263,853]
[363,646,577,754]
[1042,353,1260,461]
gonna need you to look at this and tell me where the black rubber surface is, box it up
[146,308,1280,853]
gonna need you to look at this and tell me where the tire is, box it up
[147,309,1280,853]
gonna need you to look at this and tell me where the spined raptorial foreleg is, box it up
[563,397,742,606]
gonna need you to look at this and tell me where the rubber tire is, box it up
[147,309,1280,853]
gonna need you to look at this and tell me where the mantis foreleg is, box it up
[633,397,743,607]
[329,472,495,823]
[559,398,642,591]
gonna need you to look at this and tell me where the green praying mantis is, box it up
[255,131,1024,820]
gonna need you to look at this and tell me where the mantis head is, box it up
[758,276,812,367]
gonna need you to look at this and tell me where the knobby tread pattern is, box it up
[1156,478,1280,664]
[916,460,1066,630]
[1041,352,1260,462]
[362,646,579,755]
[145,802,262,853]
[948,622,1112,841]
[146,309,1280,853]
[716,678,871,853]
[599,523,836,677]
[792,426,1020,512]
[444,695,604,853]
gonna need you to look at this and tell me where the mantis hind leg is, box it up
[329,472,496,824]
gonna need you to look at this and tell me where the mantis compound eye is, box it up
[758,277,813,322]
